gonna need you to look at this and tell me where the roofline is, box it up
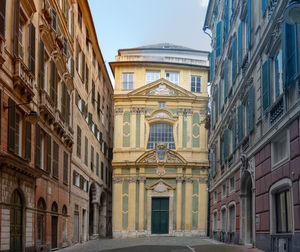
[118,47,210,56]
[109,61,210,76]
[81,0,113,90]
[203,0,213,30]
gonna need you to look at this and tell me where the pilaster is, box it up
[185,176,193,230]
[138,176,146,230]
[113,177,123,231]
[128,175,137,230]
[176,176,184,230]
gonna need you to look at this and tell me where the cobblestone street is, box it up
[57,237,264,252]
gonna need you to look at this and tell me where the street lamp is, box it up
[284,0,300,24]
[3,102,38,124]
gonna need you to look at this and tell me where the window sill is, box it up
[271,156,289,171]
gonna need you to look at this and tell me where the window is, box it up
[15,112,23,156]
[146,71,160,84]
[90,145,94,171]
[78,4,82,30]
[52,141,59,178]
[63,151,68,184]
[213,211,218,231]
[122,73,134,90]
[272,130,289,167]
[62,36,68,56]
[273,49,283,101]
[37,198,46,245]
[96,153,99,176]
[77,126,81,158]
[51,8,57,32]
[101,162,104,179]
[230,177,235,192]
[221,208,226,231]
[222,183,227,198]
[84,136,88,166]
[276,190,292,233]
[191,76,201,92]
[73,171,80,187]
[19,22,25,60]
[158,102,165,108]
[214,191,217,203]
[147,123,175,149]
[228,205,235,232]
[165,72,179,85]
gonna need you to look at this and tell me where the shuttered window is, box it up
[53,141,59,178]
[215,87,218,122]
[262,59,270,112]
[61,82,70,124]
[283,23,298,86]
[224,60,228,99]
[232,115,236,151]
[77,126,81,158]
[262,0,267,17]
[46,135,51,173]
[96,152,99,176]
[70,57,74,77]
[92,81,95,105]
[101,162,104,180]
[90,145,94,171]
[24,121,31,161]
[232,36,237,82]
[97,92,100,115]
[50,60,57,106]
[13,0,20,57]
[238,22,242,69]
[247,0,252,48]
[224,0,229,41]
[216,21,223,58]
[210,51,214,82]
[8,98,16,152]
[219,136,223,166]
[238,105,243,143]
[223,129,229,161]
[29,22,35,75]
[247,84,255,133]
[84,136,88,166]
[39,39,45,89]
[63,151,68,184]
[35,124,41,168]
[0,0,6,37]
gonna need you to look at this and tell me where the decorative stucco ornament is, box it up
[147,84,177,96]
[153,182,169,192]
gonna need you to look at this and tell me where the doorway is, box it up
[51,202,58,249]
[10,190,23,252]
[151,198,169,234]
[82,209,86,241]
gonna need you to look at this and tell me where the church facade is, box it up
[110,44,210,237]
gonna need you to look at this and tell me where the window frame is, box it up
[271,129,290,170]
[165,71,179,85]
[122,72,134,90]
[146,70,160,84]
[191,75,202,93]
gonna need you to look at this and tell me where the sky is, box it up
[88,0,211,85]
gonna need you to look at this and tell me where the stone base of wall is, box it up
[211,231,240,245]
[113,230,206,238]
[257,233,300,252]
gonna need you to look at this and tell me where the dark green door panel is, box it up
[151,198,169,234]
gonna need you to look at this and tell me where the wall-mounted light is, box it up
[284,0,300,24]
[3,101,38,124]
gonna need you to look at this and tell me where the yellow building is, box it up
[110,43,210,237]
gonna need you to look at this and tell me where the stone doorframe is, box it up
[146,191,174,236]
[240,155,256,247]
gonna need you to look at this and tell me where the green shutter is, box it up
[216,21,223,58]
[247,0,252,48]
[63,151,68,184]
[50,60,57,106]
[13,0,20,57]
[46,135,51,173]
[224,60,228,99]
[262,59,270,112]
[29,22,36,75]
[238,105,243,143]
[39,39,45,89]
[224,129,229,160]
[219,136,222,165]
[210,51,214,82]
[24,121,31,161]
[215,87,218,122]
[8,98,16,152]
[35,124,41,169]
[238,22,242,69]
[232,36,237,81]
[84,136,88,165]
[53,142,59,178]
[247,84,255,132]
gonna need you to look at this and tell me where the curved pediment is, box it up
[127,78,196,98]
[146,109,178,122]
[136,144,187,164]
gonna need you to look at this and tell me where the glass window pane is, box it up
[147,123,175,149]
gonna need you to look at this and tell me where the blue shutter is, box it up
[219,136,222,165]
[218,82,222,114]
[214,145,217,175]
[238,22,242,69]
[247,84,255,133]
[224,0,229,40]
[247,0,252,48]
[262,0,267,17]
[211,101,214,128]
[216,21,223,58]
[283,23,298,87]
[210,51,215,82]
[224,60,228,99]
[232,36,237,82]
[224,129,229,160]
[215,87,218,122]
[232,115,236,150]
[262,59,270,112]
[238,105,243,143]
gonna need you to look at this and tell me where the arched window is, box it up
[37,198,46,245]
[51,202,58,213]
[37,197,46,211]
[147,123,175,149]
[62,205,67,215]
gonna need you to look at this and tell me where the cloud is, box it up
[199,0,209,8]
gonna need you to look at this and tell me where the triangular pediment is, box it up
[128,78,197,97]
[146,179,175,191]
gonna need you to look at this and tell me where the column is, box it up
[131,108,136,148]
[138,176,146,230]
[176,176,184,230]
[93,203,99,236]
[198,177,208,232]
[113,177,123,232]
[185,177,193,230]
[128,176,137,231]
[140,111,145,148]
[114,108,123,148]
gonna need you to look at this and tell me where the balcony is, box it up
[13,58,35,101]
[269,96,284,125]
[39,90,56,124]
[53,109,73,148]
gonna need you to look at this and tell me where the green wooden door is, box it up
[10,190,23,252]
[151,198,169,234]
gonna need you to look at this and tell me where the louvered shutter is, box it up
[53,142,58,178]
[283,23,298,86]
[232,36,237,81]
[71,57,74,77]
[61,82,66,120]
[50,60,57,107]
[216,21,223,58]
[66,91,70,125]
[77,125,81,157]
[238,22,242,69]
[247,0,252,48]
[210,51,214,82]
[0,0,6,37]
[218,82,221,114]
[35,124,41,169]
[248,84,255,132]
[39,39,45,89]
[232,115,236,150]
[262,59,270,112]
[25,121,31,161]
[71,10,74,39]
[215,87,218,122]
[29,22,36,75]
[92,81,95,104]
[46,135,51,173]
[96,152,99,176]
[13,0,20,57]
[238,105,243,143]
[63,151,68,184]
[224,60,228,99]
[84,136,88,165]
[8,98,16,152]
[262,0,267,16]
[97,92,100,114]
[224,129,229,161]
[219,136,222,166]
[224,0,229,40]
[0,90,1,142]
